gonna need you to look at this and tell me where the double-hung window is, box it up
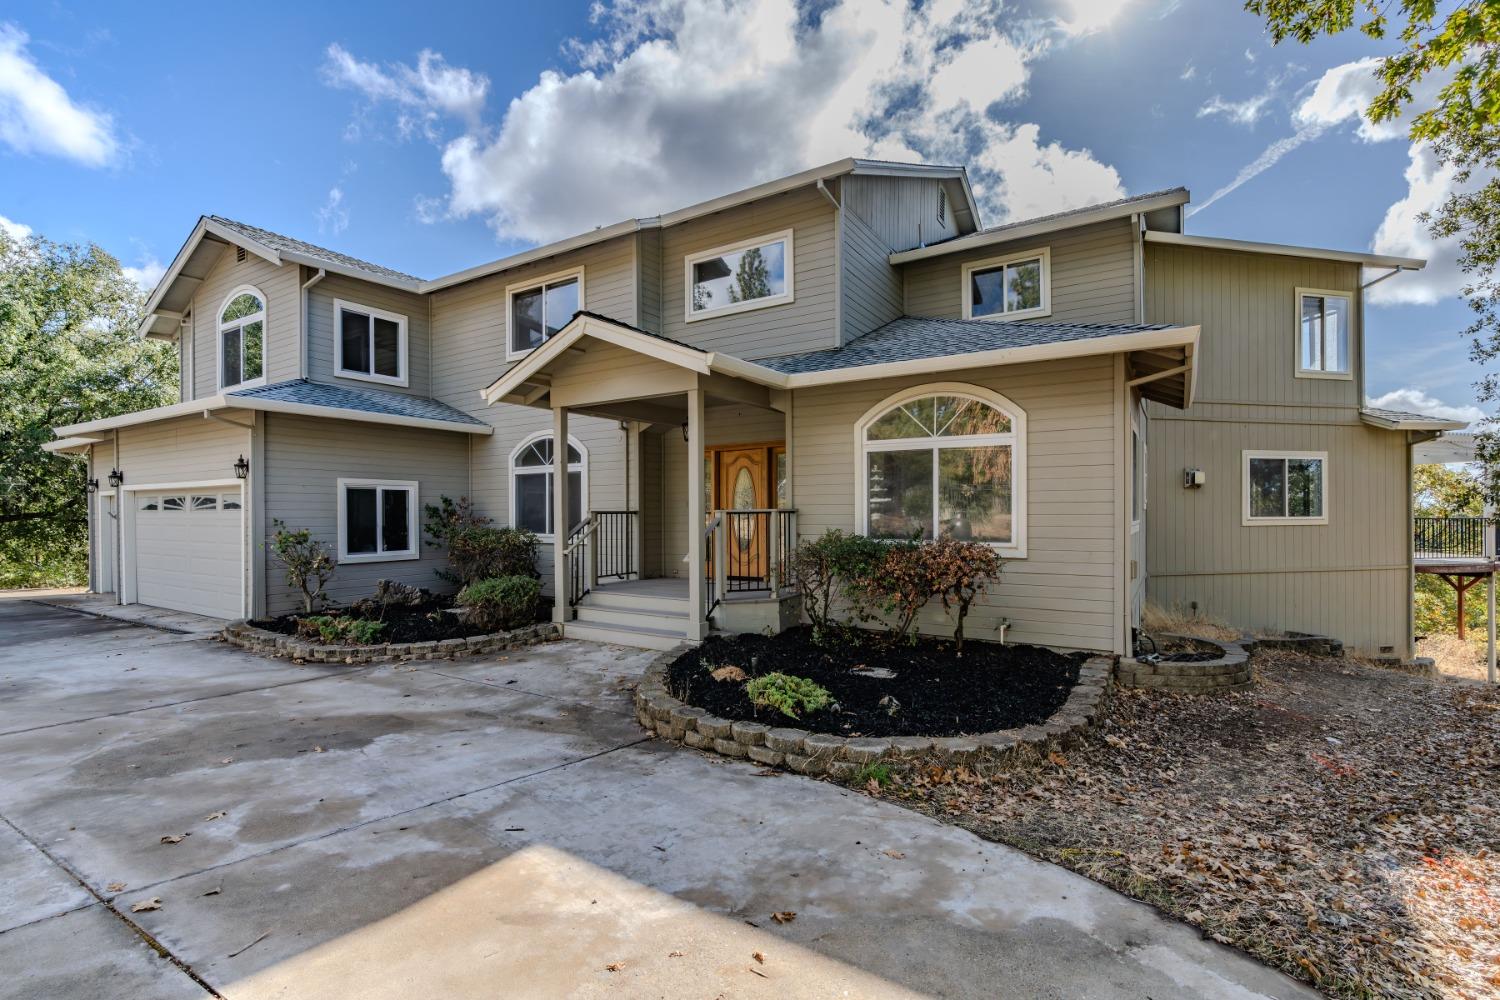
[1243,452,1327,525]
[218,285,266,389]
[962,248,1050,321]
[338,479,419,561]
[1296,288,1351,378]
[686,230,793,321]
[510,433,585,539]
[507,270,581,358]
[335,299,407,385]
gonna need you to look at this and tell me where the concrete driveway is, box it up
[0,596,1315,1000]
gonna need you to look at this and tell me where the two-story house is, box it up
[46,157,1459,657]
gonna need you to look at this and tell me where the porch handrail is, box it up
[590,510,638,582]
[1414,515,1496,559]
[564,516,599,607]
[703,512,723,619]
[707,508,797,596]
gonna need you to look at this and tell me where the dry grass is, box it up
[1419,634,1497,684]
[880,651,1500,999]
[1140,600,1242,643]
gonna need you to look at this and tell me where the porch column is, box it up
[685,387,708,639]
[552,405,570,625]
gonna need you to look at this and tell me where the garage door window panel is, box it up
[338,480,419,562]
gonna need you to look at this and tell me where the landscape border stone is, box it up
[220,620,559,664]
[633,645,1116,777]
[1115,633,1253,693]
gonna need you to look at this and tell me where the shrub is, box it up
[269,520,336,613]
[424,496,540,586]
[744,672,832,720]
[869,542,940,642]
[784,530,891,638]
[457,575,541,631]
[923,538,1003,654]
[294,615,385,645]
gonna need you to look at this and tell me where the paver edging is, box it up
[220,620,560,664]
[635,645,1116,776]
[1116,633,1254,693]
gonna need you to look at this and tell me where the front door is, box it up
[716,447,770,580]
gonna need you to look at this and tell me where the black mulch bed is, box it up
[667,626,1085,738]
[250,597,551,644]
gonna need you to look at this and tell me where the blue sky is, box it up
[0,0,1486,423]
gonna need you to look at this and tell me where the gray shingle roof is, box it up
[1360,406,1469,428]
[209,217,423,285]
[756,316,1174,375]
[228,380,487,427]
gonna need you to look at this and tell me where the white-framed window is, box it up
[685,229,794,322]
[506,268,583,360]
[1243,451,1327,525]
[337,479,419,562]
[1295,288,1352,379]
[1131,428,1145,526]
[218,285,266,389]
[509,431,586,540]
[335,299,408,386]
[962,247,1050,322]
[855,383,1027,557]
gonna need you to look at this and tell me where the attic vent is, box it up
[936,188,947,228]
[235,246,247,264]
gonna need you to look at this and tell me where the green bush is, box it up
[294,615,385,645]
[458,575,541,631]
[424,496,540,586]
[744,672,832,720]
[784,530,891,638]
[269,520,336,613]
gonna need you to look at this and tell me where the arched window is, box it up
[218,285,266,389]
[856,384,1026,556]
[510,432,587,539]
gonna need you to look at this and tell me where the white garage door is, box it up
[133,489,244,619]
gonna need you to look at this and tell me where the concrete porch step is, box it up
[573,603,687,631]
[563,619,686,651]
[578,589,689,616]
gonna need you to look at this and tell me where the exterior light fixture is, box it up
[233,454,250,480]
[86,478,99,494]
[107,468,124,489]
[681,421,689,442]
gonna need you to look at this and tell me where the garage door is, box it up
[133,489,244,619]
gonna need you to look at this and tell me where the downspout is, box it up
[1132,213,1145,324]
[179,316,192,401]
[112,428,121,605]
[300,268,326,381]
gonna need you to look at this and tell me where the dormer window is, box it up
[507,269,582,359]
[218,286,265,390]
[686,230,794,321]
[962,248,1050,322]
[335,299,407,386]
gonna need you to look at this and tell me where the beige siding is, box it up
[187,249,301,398]
[901,218,1137,325]
[841,209,904,344]
[306,270,431,396]
[791,356,1123,652]
[660,187,838,359]
[842,175,958,252]
[115,414,249,485]
[261,414,468,614]
[636,229,662,332]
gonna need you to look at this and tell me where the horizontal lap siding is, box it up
[660,187,838,359]
[306,272,431,396]
[189,250,300,399]
[841,209,904,344]
[262,414,467,615]
[116,415,248,485]
[902,219,1137,324]
[791,356,1121,651]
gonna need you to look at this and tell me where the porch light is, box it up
[233,454,250,480]
[86,478,99,494]
[681,421,689,442]
[107,468,124,488]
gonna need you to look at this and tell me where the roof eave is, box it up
[227,395,491,434]
[1145,231,1426,270]
[1359,410,1468,432]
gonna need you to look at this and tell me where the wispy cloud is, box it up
[1186,125,1323,218]
[1197,91,1273,126]
[0,211,31,241]
[0,22,119,166]
[122,256,165,291]
[1368,387,1486,428]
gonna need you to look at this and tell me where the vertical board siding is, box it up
[791,356,1121,651]
[842,175,958,251]
[901,219,1138,325]
[659,187,838,359]
[262,414,468,614]
[1143,244,1405,652]
[636,229,662,332]
[188,249,301,398]
[840,209,904,344]
[306,272,431,396]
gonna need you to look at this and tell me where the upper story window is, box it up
[962,248,1050,322]
[507,268,582,359]
[1243,451,1327,525]
[686,229,794,322]
[218,286,265,389]
[1296,288,1351,379]
[510,432,586,539]
[335,299,408,386]
[856,384,1026,557]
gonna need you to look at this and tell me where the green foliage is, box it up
[853,762,893,787]
[295,615,385,645]
[1415,573,1491,638]
[743,672,833,720]
[424,495,539,586]
[783,529,891,638]
[728,246,772,303]
[1413,464,1484,517]
[0,228,177,588]
[457,575,541,631]
[269,520,337,614]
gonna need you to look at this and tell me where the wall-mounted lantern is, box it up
[1183,468,1205,489]
[86,478,99,494]
[233,455,250,480]
[107,468,124,489]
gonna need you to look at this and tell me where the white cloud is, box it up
[1179,62,1195,81]
[322,42,489,140]
[1055,0,1131,37]
[121,256,165,291]
[0,23,119,166]
[1198,91,1273,126]
[1187,126,1322,218]
[318,184,349,235]
[1368,387,1486,428]
[326,0,1126,245]
[0,212,31,241]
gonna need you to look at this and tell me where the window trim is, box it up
[684,228,795,323]
[336,478,420,562]
[216,284,268,391]
[508,430,589,541]
[1293,287,1354,381]
[1242,450,1329,526]
[333,298,409,387]
[961,247,1051,322]
[505,266,585,362]
[853,382,1028,558]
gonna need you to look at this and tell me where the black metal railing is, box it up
[703,513,722,618]
[1414,516,1495,559]
[776,508,796,586]
[591,510,637,581]
[565,517,593,607]
[723,510,772,592]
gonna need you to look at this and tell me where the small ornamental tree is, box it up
[922,538,1003,654]
[874,543,941,642]
[269,520,336,613]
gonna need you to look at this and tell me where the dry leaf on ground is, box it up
[751,951,766,964]
[710,665,748,682]
[129,898,162,913]
[159,834,186,845]
[105,882,125,892]
[604,962,624,972]
[771,911,796,924]
[882,849,905,859]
